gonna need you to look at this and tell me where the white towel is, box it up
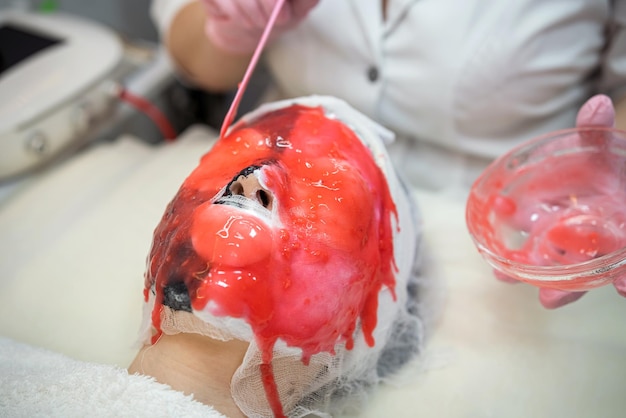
[0,337,225,418]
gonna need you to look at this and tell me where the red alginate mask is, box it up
[144,102,399,417]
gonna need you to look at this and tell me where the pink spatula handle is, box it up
[219,0,287,138]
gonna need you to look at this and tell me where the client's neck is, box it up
[128,333,248,418]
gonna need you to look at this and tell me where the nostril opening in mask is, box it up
[227,173,274,210]
[256,189,271,209]
[229,182,244,197]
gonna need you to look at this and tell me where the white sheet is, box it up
[1,126,625,417]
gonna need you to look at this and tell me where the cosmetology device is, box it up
[0,10,124,181]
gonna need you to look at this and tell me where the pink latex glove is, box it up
[202,0,319,54]
[496,94,626,308]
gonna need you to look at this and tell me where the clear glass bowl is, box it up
[466,127,626,291]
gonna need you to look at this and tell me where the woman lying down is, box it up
[2,96,426,418]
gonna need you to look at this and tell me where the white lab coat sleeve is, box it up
[150,0,200,86]
[600,0,626,101]
[150,0,196,38]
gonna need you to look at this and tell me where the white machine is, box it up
[0,10,125,181]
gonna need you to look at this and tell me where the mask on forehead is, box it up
[140,96,424,418]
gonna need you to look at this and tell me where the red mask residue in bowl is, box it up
[144,104,398,417]
[481,150,626,269]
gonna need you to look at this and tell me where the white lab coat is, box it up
[151,0,626,194]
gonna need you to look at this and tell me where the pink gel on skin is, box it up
[145,104,398,417]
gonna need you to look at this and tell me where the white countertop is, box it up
[1,126,625,417]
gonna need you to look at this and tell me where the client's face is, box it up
[144,103,399,415]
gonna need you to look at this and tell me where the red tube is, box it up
[117,87,177,141]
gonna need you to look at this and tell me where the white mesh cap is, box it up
[139,95,425,417]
